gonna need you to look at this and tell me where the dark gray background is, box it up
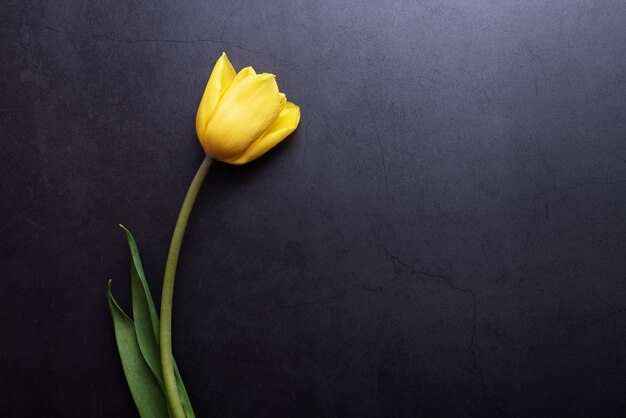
[1,0,625,416]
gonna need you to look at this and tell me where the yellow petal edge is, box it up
[227,102,301,165]
[195,53,236,140]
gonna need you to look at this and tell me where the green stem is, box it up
[160,155,212,418]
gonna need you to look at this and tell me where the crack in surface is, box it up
[226,283,362,326]
[220,1,245,43]
[376,245,518,414]
[18,20,303,70]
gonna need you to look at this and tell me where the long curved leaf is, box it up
[120,226,196,418]
[174,360,195,417]
[107,281,169,418]
[121,225,164,387]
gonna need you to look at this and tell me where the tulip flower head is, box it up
[196,53,300,165]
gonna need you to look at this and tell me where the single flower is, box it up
[110,51,303,418]
[196,52,300,165]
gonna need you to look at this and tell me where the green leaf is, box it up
[107,281,169,418]
[174,361,195,418]
[120,226,196,418]
[120,225,165,388]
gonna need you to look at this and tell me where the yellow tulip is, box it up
[196,52,301,165]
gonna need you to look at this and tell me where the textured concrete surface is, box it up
[1,0,626,416]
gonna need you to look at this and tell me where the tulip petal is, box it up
[227,102,300,165]
[202,72,283,159]
[232,66,256,80]
[195,52,236,139]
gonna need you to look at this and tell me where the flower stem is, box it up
[160,155,212,418]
